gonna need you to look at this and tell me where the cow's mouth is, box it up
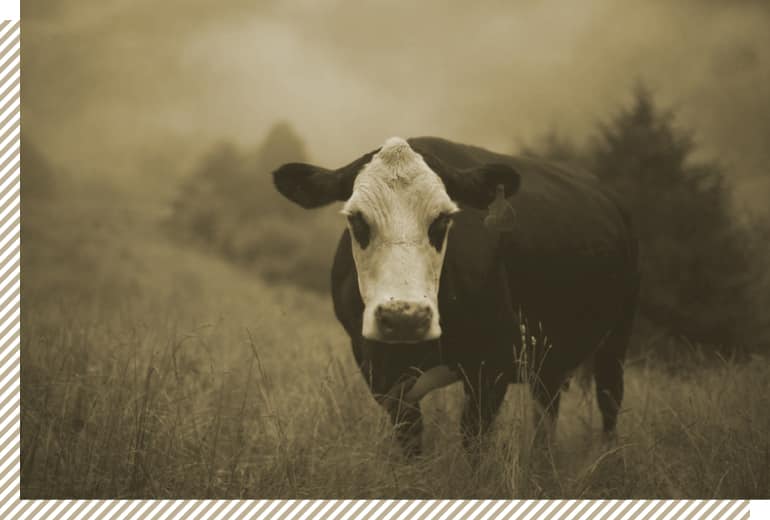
[368,334,440,345]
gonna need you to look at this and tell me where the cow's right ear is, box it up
[273,163,342,209]
[272,149,378,209]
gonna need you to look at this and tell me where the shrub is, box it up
[167,122,342,293]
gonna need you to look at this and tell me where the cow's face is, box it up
[273,137,520,343]
[341,138,458,342]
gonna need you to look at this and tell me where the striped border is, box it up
[6,15,756,520]
[1,499,754,519]
[1,15,20,517]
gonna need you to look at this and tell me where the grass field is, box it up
[20,182,770,499]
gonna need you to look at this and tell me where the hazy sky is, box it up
[23,0,770,211]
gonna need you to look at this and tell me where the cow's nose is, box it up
[375,301,433,342]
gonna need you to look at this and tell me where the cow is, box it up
[273,136,639,456]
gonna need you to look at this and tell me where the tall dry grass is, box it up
[20,182,770,498]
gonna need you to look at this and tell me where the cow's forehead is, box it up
[344,137,457,216]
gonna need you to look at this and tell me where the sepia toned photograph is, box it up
[21,0,770,500]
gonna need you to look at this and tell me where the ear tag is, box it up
[484,184,516,232]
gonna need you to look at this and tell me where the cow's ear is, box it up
[272,149,378,209]
[272,163,342,209]
[422,154,521,209]
[456,164,521,208]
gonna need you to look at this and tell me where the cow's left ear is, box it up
[422,154,521,209]
[456,163,521,209]
[273,149,378,209]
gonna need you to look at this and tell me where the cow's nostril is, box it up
[376,308,397,329]
[414,305,431,321]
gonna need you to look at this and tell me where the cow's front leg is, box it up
[459,363,509,452]
[367,381,424,458]
[367,369,425,457]
[379,364,461,457]
[384,394,424,458]
[355,340,448,457]
[356,342,425,457]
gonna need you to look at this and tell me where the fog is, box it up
[22,0,770,210]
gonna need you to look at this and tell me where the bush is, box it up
[167,122,342,293]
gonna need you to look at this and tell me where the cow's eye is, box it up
[428,213,452,252]
[347,211,370,249]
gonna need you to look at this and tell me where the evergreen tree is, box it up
[591,85,753,350]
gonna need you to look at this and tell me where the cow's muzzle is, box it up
[374,300,435,343]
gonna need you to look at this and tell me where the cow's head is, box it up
[273,137,520,343]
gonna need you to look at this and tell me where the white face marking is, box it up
[342,137,459,343]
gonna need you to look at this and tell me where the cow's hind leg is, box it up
[593,321,633,439]
[594,280,638,439]
[593,349,623,439]
[460,364,508,452]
